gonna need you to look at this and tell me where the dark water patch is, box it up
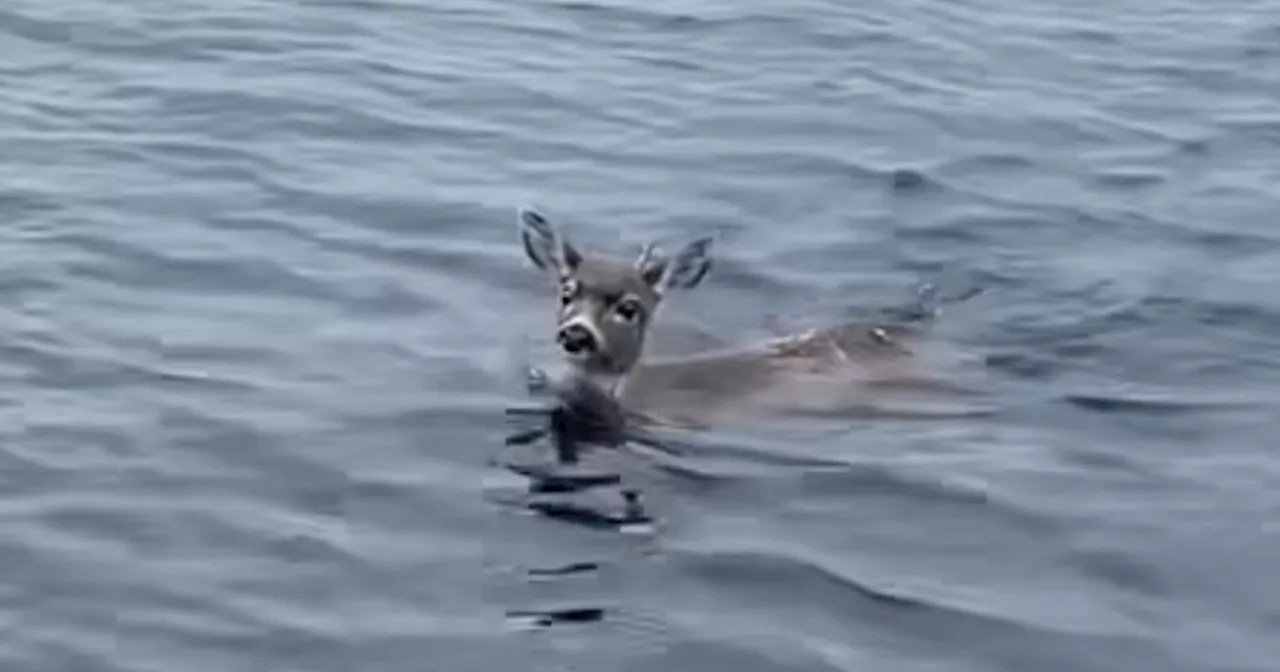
[888,167,937,193]
[524,497,652,531]
[621,52,704,72]
[506,605,606,628]
[504,462,623,493]
[936,151,1040,175]
[1068,544,1169,599]
[1048,24,1122,45]
[0,187,65,218]
[549,1,778,33]
[0,7,93,48]
[527,561,601,578]
[1062,391,1255,416]
[1091,167,1166,191]
[1240,24,1280,62]
[1055,446,1153,479]
[1187,227,1280,256]
[984,352,1059,380]
[1118,292,1280,344]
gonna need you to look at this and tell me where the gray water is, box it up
[4,1,1280,670]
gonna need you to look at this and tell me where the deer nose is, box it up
[557,324,598,355]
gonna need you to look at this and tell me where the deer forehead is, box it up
[566,257,659,305]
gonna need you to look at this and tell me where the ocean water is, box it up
[3,0,1280,670]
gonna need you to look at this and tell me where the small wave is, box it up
[669,548,1183,671]
[551,2,783,32]
[1061,392,1254,416]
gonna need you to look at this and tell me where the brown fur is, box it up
[517,206,980,431]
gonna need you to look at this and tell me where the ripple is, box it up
[550,1,776,31]
[666,548,1183,671]
[1061,391,1255,416]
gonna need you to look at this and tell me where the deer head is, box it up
[516,206,713,381]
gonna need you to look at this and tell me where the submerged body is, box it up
[617,322,909,426]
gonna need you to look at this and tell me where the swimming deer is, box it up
[516,206,980,433]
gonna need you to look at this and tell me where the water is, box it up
[4,0,1279,670]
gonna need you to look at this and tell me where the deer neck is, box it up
[563,365,627,399]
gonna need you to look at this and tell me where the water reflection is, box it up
[497,367,660,629]
[505,606,607,630]
[501,364,657,528]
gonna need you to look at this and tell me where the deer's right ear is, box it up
[517,206,581,275]
[639,235,714,292]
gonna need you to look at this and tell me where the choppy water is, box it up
[4,0,1280,670]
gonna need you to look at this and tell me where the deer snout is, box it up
[557,323,599,356]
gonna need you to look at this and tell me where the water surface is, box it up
[4,0,1280,670]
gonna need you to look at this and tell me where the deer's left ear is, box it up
[636,236,713,292]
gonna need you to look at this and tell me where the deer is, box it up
[514,205,984,438]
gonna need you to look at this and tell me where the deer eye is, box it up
[615,298,642,322]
